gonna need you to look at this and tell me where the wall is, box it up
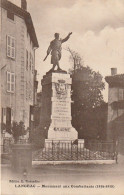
[107,86,124,140]
[1,6,35,128]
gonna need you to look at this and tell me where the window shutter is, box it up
[29,52,31,69]
[1,108,6,124]
[3,108,6,124]
[11,38,15,58]
[119,89,123,101]
[6,107,11,133]
[11,73,15,82]
[7,72,10,81]
[7,36,11,57]
[7,72,11,92]
[8,36,11,46]
[26,81,28,100]
[7,72,15,93]
[12,38,15,47]
[26,50,28,70]
[32,55,34,73]
[11,73,15,92]
[11,108,14,122]
[6,35,15,59]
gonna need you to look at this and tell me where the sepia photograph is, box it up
[0,0,124,194]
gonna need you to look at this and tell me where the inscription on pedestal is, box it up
[51,78,72,131]
[53,101,70,117]
[41,72,78,140]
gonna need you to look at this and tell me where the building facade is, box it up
[105,68,124,140]
[0,0,39,132]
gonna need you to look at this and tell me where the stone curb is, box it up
[32,160,116,166]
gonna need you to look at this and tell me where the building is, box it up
[105,68,124,141]
[33,91,42,128]
[0,0,39,133]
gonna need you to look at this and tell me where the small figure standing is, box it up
[44,32,72,71]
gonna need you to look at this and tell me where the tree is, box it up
[1,122,6,133]
[30,125,46,150]
[67,48,106,139]
[67,47,84,73]
[72,66,105,109]
[11,121,27,143]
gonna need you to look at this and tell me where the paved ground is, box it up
[1,154,124,195]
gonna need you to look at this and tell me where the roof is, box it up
[1,0,39,48]
[105,74,124,87]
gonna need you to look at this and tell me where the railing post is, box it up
[115,139,118,164]
[58,141,60,160]
[71,141,72,160]
[52,140,53,161]
[3,138,5,153]
[77,141,79,160]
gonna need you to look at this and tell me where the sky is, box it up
[11,0,124,101]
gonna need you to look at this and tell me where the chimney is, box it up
[21,0,27,11]
[111,68,117,76]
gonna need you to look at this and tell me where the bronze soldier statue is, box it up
[44,32,72,71]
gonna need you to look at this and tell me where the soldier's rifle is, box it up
[43,54,49,61]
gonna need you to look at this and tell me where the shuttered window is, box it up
[1,108,6,124]
[26,50,28,70]
[7,72,15,93]
[31,55,34,74]
[119,89,124,100]
[30,52,32,70]
[7,35,15,59]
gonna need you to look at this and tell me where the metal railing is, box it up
[1,137,14,154]
[1,137,29,154]
[33,140,117,161]
[1,138,118,162]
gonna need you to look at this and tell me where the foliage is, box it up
[67,47,105,109]
[1,123,6,133]
[30,122,48,150]
[72,103,108,140]
[66,47,84,72]
[67,47,106,139]
[11,121,27,143]
[72,66,105,109]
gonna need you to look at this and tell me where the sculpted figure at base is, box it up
[44,32,72,71]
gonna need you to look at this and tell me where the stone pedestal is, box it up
[41,71,78,141]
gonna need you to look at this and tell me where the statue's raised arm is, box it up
[61,32,72,43]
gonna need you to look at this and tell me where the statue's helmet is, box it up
[54,33,59,38]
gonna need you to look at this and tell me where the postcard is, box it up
[1,0,124,195]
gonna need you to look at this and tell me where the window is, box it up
[26,50,28,70]
[30,52,32,70]
[26,81,28,100]
[11,108,14,122]
[119,89,124,100]
[7,72,15,93]
[6,107,11,132]
[7,10,14,21]
[7,35,15,59]
[1,108,6,124]
[31,55,34,74]
[29,82,33,101]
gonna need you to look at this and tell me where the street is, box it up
[1,154,124,195]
